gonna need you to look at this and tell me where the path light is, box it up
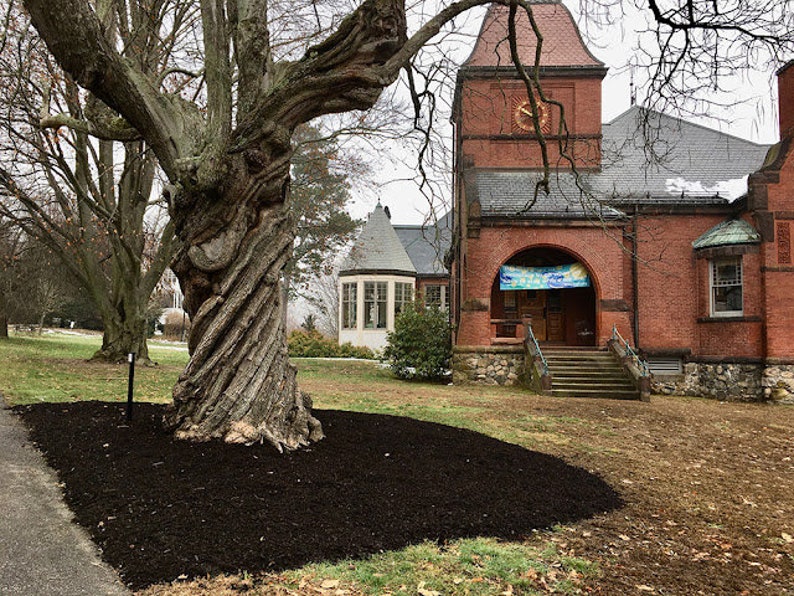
[126,352,136,421]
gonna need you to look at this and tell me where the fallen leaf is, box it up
[636,585,655,592]
[417,581,441,596]
[321,579,340,589]
[782,533,793,543]
[523,568,539,580]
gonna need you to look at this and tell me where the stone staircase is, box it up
[542,346,641,400]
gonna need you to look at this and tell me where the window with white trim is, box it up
[341,283,357,329]
[710,257,743,316]
[364,281,387,329]
[425,284,447,310]
[394,282,413,316]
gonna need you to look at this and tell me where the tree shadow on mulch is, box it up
[16,402,622,590]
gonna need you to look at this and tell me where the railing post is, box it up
[610,325,652,401]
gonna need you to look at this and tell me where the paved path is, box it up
[0,398,129,595]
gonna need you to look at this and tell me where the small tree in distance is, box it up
[383,302,452,382]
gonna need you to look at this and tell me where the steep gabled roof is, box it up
[340,203,416,275]
[597,106,770,201]
[464,2,603,69]
[394,212,452,275]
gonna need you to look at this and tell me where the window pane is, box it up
[426,285,441,307]
[342,283,357,329]
[364,281,388,328]
[364,282,375,328]
[711,258,743,314]
[395,282,413,316]
[376,282,387,328]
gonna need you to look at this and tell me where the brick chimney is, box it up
[778,61,794,139]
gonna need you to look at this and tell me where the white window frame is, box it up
[394,282,413,317]
[710,257,743,317]
[341,282,357,329]
[424,284,447,311]
[364,281,388,329]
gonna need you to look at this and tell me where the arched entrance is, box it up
[490,247,597,345]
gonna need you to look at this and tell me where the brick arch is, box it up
[487,243,602,300]
[489,243,600,345]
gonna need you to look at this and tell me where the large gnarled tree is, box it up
[23,0,510,450]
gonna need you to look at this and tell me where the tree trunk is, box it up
[163,159,324,450]
[0,288,8,339]
[92,313,150,363]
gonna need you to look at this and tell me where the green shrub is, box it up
[287,330,374,359]
[382,302,452,381]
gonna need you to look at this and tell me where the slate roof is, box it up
[464,2,603,69]
[597,107,770,201]
[340,203,416,275]
[473,106,771,218]
[474,170,622,219]
[394,211,452,275]
[692,219,761,250]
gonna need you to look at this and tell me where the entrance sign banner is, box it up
[499,263,591,290]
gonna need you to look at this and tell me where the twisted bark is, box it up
[162,142,324,449]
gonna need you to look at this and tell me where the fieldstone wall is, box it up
[762,364,794,404]
[651,361,794,402]
[452,347,525,385]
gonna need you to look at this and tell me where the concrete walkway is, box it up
[0,397,129,595]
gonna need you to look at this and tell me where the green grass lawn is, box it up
[5,332,792,595]
[0,332,188,405]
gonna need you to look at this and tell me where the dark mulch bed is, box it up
[15,401,622,590]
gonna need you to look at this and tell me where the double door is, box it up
[519,290,564,343]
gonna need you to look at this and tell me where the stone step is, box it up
[541,347,641,401]
[550,388,640,399]
[553,381,637,391]
[553,377,636,386]
[545,354,617,363]
[548,362,623,374]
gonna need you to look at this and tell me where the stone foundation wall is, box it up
[762,365,794,404]
[452,347,525,386]
[652,361,794,403]
[454,348,794,403]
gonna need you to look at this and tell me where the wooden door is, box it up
[520,291,547,341]
[546,290,565,342]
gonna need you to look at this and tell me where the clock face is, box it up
[512,97,549,133]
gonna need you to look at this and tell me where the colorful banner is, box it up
[499,263,590,290]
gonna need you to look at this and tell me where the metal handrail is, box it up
[611,325,650,377]
[525,323,549,375]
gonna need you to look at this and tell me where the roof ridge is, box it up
[605,105,770,148]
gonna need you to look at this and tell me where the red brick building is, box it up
[449,2,794,401]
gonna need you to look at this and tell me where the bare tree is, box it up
[306,269,342,339]
[19,0,792,449]
[0,218,22,338]
[0,1,185,362]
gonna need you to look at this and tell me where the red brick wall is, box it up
[634,214,764,359]
[456,223,631,346]
[757,142,794,360]
[778,63,794,138]
[455,212,770,361]
[458,76,603,170]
